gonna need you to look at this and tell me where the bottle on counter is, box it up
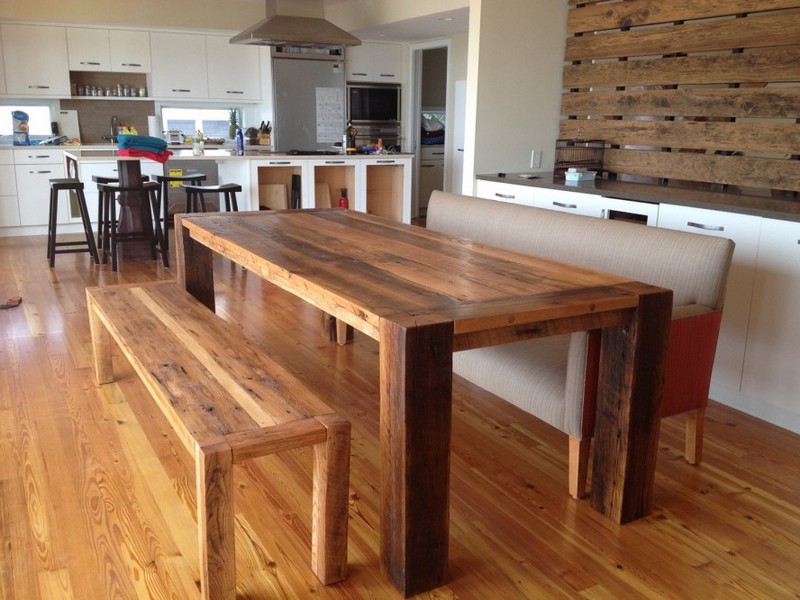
[338,188,349,209]
[345,121,357,155]
[235,127,245,156]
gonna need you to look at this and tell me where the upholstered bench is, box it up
[86,281,350,599]
[427,190,734,498]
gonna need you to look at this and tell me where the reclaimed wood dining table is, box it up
[174,208,673,597]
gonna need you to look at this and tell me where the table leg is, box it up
[175,215,216,311]
[379,319,453,597]
[590,283,672,524]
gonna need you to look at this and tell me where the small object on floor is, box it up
[1,296,22,309]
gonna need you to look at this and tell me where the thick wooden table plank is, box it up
[175,209,672,596]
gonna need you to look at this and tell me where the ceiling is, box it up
[324,2,469,43]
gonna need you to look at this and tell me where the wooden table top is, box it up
[178,209,649,348]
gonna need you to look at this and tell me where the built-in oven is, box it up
[347,83,401,123]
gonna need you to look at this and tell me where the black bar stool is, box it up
[47,178,100,268]
[96,181,160,271]
[92,174,149,259]
[182,183,242,214]
[155,173,207,267]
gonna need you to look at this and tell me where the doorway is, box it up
[411,43,449,219]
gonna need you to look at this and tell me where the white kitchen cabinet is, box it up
[527,187,605,217]
[250,157,308,212]
[363,156,412,223]
[741,218,800,414]
[150,32,208,99]
[67,27,111,71]
[1,24,71,97]
[657,203,761,392]
[0,151,19,228]
[206,35,260,101]
[110,30,151,73]
[418,146,445,216]
[14,149,65,227]
[476,179,539,206]
[599,196,659,225]
[346,42,402,82]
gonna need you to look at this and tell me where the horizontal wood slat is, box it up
[566,12,800,61]
[568,0,800,34]
[562,2,799,192]
[559,119,799,155]
[563,48,800,88]
[561,88,800,119]
[603,149,800,191]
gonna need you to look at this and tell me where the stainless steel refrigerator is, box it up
[271,55,347,152]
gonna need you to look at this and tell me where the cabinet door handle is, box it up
[352,72,368,77]
[496,193,515,199]
[687,221,725,232]
[172,88,191,93]
[121,62,142,67]
[324,160,346,164]
[421,164,434,168]
[376,160,396,164]
[28,85,51,89]
[553,201,578,209]
[80,61,101,66]
[29,170,53,174]
[226,90,244,95]
[268,161,291,165]
[27,155,52,159]
[379,74,396,78]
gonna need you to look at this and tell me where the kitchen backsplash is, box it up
[60,99,156,143]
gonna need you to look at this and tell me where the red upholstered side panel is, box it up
[661,310,723,417]
[581,309,722,436]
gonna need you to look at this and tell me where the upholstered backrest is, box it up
[427,191,734,310]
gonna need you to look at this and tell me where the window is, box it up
[0,104,53,136]
[160,107,235,138]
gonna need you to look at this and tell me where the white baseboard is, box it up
[709,383,800,435]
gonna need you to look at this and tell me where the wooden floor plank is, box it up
[0,234,798,598]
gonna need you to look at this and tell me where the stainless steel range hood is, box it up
[230,0,360,48]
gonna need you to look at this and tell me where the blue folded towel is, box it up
[117,134,168,153]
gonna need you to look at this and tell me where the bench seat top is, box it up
[87,281,336,455]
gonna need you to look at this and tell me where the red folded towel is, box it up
[117,148,174,164]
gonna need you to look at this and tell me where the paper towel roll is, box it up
[147,115,162,138]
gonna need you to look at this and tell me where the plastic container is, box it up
[235,128,245,156]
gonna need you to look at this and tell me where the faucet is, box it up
[105,115,119,143]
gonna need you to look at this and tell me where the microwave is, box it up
[347,84,401,124]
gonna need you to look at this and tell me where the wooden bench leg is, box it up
[311,414,350,584]
[87,295,114,384]
[569,436,590,499]
[197,440,236,600]
[685,407,705,465]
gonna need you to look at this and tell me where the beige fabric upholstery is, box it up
[427,191,735,439]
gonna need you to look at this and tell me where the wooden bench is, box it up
[86,281,350,600]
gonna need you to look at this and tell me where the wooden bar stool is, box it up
[47,178,100,268]
[96,181,160,271]
[182,183,242,213]
[93,174,149,258]
[155,174,207,267]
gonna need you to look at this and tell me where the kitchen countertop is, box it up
[477,172,800,223]
[64,147,414,161]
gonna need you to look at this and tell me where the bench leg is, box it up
[196,440,236,600]
[685,407,705,465]
[311,414,350,584]
[87,298,114,384]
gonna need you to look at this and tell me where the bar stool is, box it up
[182,183,242,213]
[96,181,160,271]
[93,175,149,258]
[155,173,207,267]
[47,178,100,268]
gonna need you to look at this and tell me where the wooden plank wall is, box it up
[561,0,800,196]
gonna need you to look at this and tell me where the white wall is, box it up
[463,0,567,193]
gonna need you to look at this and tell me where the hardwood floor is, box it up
[1,233,799,599]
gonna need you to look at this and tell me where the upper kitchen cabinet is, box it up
[110,30,151,73]
[206,35,260,101]
[67,27,111,71]
[345,42,402,83]
[1,24,71,97]
[150,32,208,99]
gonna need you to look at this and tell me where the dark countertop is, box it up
[477,172,800,223]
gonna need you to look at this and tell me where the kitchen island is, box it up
[65,148,414,224]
